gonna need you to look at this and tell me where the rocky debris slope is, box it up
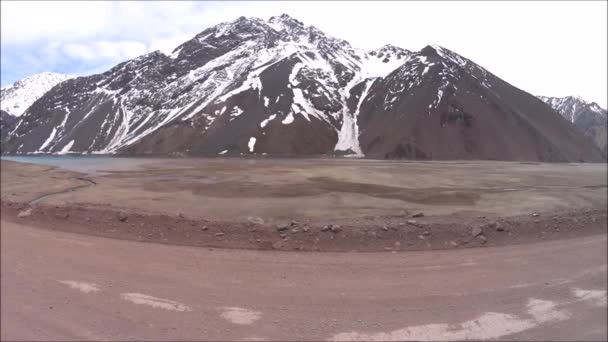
[356,45,604,161]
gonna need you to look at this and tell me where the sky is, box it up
[1,1,607,107]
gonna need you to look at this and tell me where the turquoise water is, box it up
[0,155,168,174]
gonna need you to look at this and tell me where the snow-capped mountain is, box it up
[1,72,73,117]
[1,14,604,162]
[539,95,607,157]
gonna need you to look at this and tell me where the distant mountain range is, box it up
[0,14,605,162]
[538,95,607,157]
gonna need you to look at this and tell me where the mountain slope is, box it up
[1,15,604,162]
[1,110,16,146]
[538,95,607,157]
[1,72,73,117]
[356,46,604,162]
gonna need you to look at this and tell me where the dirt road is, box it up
[2,220,606,341]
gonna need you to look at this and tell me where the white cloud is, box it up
[1,1,606,107]
[0,1,112,44]
[62,41,148,62]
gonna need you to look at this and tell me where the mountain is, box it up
[538,95,607,157]
[1,72,73,117]
[1,14,604,162]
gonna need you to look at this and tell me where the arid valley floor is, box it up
[1,157,607,340]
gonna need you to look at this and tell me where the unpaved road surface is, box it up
[2,220,606,341]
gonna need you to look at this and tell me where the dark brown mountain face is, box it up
[1,15,604,162]
[539,96,607,158]
[1,110,17,147]
[357,46,605,162]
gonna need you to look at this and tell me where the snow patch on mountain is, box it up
[1,72,73,116]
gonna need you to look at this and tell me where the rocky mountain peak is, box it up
[1,72,73,117]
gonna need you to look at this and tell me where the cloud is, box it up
[61,41,148,62]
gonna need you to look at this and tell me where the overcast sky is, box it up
[1,1,606,107]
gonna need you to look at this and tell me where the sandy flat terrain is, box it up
[1,159,606,251]
[2,158,606,219]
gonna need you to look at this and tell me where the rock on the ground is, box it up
[17,208,32,218]
[321,225,331,232]
[331,225,342,233]
[276,223,289,231]
[117,212,128,222]
[247,217,265,225]
[412,212,424,218]
[471,226,483,237]
[272,241,284,250]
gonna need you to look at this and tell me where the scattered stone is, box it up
[178,212,185,219]
[63,213,70,219]
[471,226,483,237]
[201,225,208,231]
[422,230,431,236]
[248,227,257,232]
[477,235,487,244]
[279,233,287,239]
[381,226,389,231]
[291,228,299,233]
[272,241,284,250]
[17,208,32,218]
[394,241,401,248]
[321,225,331,232]
[449,241,459,247]
[406,220,417,225]
[291,220,299,226]
[247,217,264,225]
[117,212,128,222]
[302,226,310,233]
[214,232,224,237]
[276,224,289,231]
[331,225,342,233]
[412,212,424,218]
[532,212,540,217]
